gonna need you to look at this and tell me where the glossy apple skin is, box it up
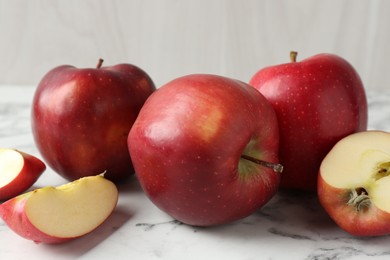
[0,150,46,201]
[31,63,156,182]
[128,74,280,226]
[318,174,390,236]
[249,53,368,191]
[0,193,70,244]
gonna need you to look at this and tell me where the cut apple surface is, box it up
[0,148,46,201]
[0,175,118,243]
[318,131,390,236]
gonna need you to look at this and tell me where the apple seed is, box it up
[374,161,390,181]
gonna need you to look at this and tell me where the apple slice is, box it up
[0,175,118,243]
[0,148,46,201]
[318,130,390,236]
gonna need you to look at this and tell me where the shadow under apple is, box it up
[188,190,340,242]
[40,205,133,257]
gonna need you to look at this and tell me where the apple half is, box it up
[0,148,46,201]
[0,175,118,243]
[318,131,390,236]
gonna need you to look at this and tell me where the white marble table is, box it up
[1,86,390,260]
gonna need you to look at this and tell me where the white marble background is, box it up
[0,0,389,90]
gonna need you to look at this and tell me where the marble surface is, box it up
[1,86,390,260]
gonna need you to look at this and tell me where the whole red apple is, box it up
[249,52,368,191]
[128,74,283,226]
[318,131,390,236]
[31,59,156,182]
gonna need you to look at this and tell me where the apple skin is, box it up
[0,149,46,201]
[0,193,68,244]
[249,53,368,191]
[128,74,281,226]
[318,175,390,236]
[31,61,156,182]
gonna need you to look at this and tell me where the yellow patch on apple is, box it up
[195,108,223,142]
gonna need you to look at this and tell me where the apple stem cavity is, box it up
[290,51,298,63]
[347,188,371,212]
[241,154,283,173]
[96,58,104,69]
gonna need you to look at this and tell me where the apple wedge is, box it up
[0,175,118,243]
[0,148,46,201]
[318,130,390,236]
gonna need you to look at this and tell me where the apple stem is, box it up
[290,51,298,62]
[97,58,104,69]
[241,154,283,173]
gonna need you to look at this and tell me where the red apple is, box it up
[249,52,368,191]
[0,175,118,243]
[128,74,283,226]
[0,148,45,201]
[31,59,156,182]
[318,131,390,236]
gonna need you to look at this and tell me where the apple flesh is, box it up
[128,74,282,226]
[0,175,118,243]
[31,59,156,182]
[0,148,45,201]
[318,131,390,236]
[249,52,368,191]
